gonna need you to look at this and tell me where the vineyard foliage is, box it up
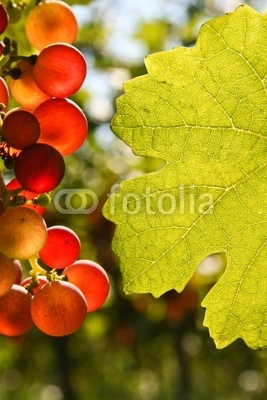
[103,5,267,349]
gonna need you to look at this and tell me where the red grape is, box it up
[0,4,8,34]
[25,0,78,50]
[31,280,87,336]
[0,77,9,108]
[39,225,81,269]
[14,143,65,193]
[0,284,33,336]
[63,260,110,312]
[10,60,51,110]
[33,43,87,98]
[34,98,88,156]
[2,108,40,149]
[0,207,47,259]
[0,252,16,297]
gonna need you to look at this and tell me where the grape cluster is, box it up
[0,1,110,337]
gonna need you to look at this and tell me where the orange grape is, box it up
[63,260,110,312]
[0,284,33,336]
[2,108,40,149]
[0,207,47,259]
[14,143,65,193]
[10,60,51,109]
[33,43,87,98]
[31,281,87,336]
[25,0,78,50]
[0,252,16,297]
[34,98,88,156]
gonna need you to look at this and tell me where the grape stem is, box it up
[28,256,47,279]
[1,54,38,79]
[0,36,38,79]
[28,255,65,283]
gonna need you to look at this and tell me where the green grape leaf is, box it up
[103,5,267,349]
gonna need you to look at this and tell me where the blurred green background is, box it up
[1,0,267,399]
